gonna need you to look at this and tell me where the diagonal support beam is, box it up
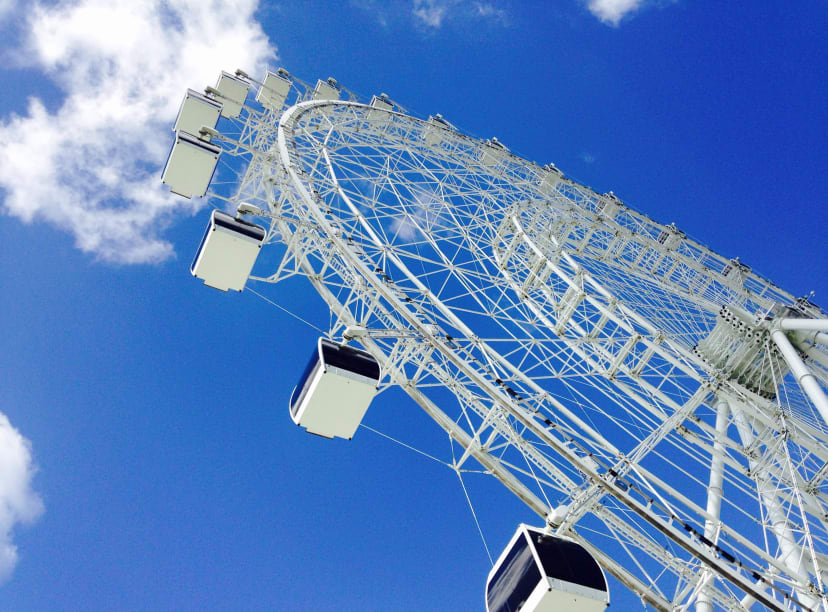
[771,327,828,424]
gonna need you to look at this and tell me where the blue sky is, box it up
[0,1,826,610]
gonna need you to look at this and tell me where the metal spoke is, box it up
[182,72,828,611]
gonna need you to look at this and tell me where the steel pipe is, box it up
[792,333,828,371]
[696,398,730,612]
[778,318,828,333]
[771,329,828,424]
[730,399,818,609]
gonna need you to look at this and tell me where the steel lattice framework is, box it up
[191,72,828,611]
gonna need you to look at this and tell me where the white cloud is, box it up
[413,0,449,28]
[587,0,644,26]
[0,0,276,264]
[357,1,507,30]
[389,189,445,241]
[0,412,43,582]
[0,0,15,22]
[475,2,507,24]
[350,0,390,27]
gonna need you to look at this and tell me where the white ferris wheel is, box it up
[163,69,828,611]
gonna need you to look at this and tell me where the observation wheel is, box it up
[166,70,828,611]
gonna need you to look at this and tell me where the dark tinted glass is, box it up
[320,339,380,380]
[190,219,213,273]
[486,533,541,612]
[533,533,606,592]
[290,344,322,415]
[212,210,266,241]
[177,130,222,154]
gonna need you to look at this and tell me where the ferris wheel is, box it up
[163,69,828,611]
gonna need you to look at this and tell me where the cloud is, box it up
[0,0,276,264]
[475,2,508,24]
[389,188,445,242]
[0,412,43,583]
[409,0,508,29]
[0,0,15,22]
[413,0,449,28]
[586,0,644,26]
[349,0,389,27]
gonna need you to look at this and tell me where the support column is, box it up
[770,328,828,424]
[778,318,828,333]
[793,333,828,370]
[778,317,828,348]
[729,399,817,609]
[696,397,730,612]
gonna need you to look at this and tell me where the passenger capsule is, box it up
[162,131,221,199]
[290,338,380,440]
[173,89,223,138]
[486,524,609,612]
[190,209,265,292]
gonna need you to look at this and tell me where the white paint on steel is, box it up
[772,328,828,425]
[181,73,828,611]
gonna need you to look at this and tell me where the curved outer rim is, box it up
[270,99,801,612]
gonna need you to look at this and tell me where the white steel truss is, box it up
[187,70,828,611]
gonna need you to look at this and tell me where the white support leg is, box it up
[695,398,730,612]
[793,333,828,370]
[729,399,818,609]
[771,328,828,424]
[778,318,828,333]
[779,318,828,349]
[795,329,828,350]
